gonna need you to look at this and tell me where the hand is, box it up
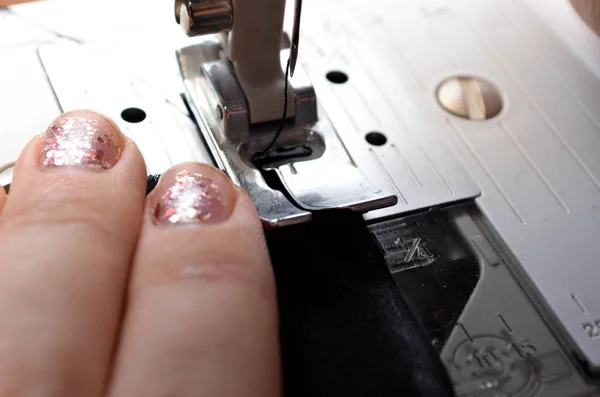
[0,110,280,397]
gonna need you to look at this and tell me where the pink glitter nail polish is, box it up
[154,170,226,225]
[41,114,122,169]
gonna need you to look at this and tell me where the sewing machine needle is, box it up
[290,0,303,77]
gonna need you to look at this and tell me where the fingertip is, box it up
[58,109,127,149]
[108,164,278,397]
[117,138,149,198]
[14,109,127,177]
[0,114,148,397]
[148,162,237,226]
[9,118,147,200]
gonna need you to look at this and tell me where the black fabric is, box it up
[266,211,455,397]
[146,174,161,196]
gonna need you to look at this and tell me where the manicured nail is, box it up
[41,111,123,169]
[153,165,234,225]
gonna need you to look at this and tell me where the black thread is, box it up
[253,58,292,161]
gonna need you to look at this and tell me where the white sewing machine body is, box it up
[2,0,600,395]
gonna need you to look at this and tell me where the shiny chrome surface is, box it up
[178,39,397,226]
[178,41,310,228]
[176,0,233,37]
[202,59,250,138]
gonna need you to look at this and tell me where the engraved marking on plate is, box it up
[571,293,588,315]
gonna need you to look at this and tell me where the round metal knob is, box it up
[175,0,233,37]
[437,76,503,121]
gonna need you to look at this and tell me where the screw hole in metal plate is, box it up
[326,71,349,84]
[121,107,147,123]
[366,131,388,146]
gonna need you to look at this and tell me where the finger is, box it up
[571,0,600,35]
[0,111,147,396]
[109,163,280,397]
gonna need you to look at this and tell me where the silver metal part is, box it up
[176,0,233,37]
[177,39,397,227]
[228,0,295,124]
[202,60,251,138]
[178,40,309,228]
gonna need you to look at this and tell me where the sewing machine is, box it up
[2,0,600,395]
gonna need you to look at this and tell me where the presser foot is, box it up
[177,37,397,228]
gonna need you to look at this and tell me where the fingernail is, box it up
[41,111,123,169]
[153,165,235,225]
